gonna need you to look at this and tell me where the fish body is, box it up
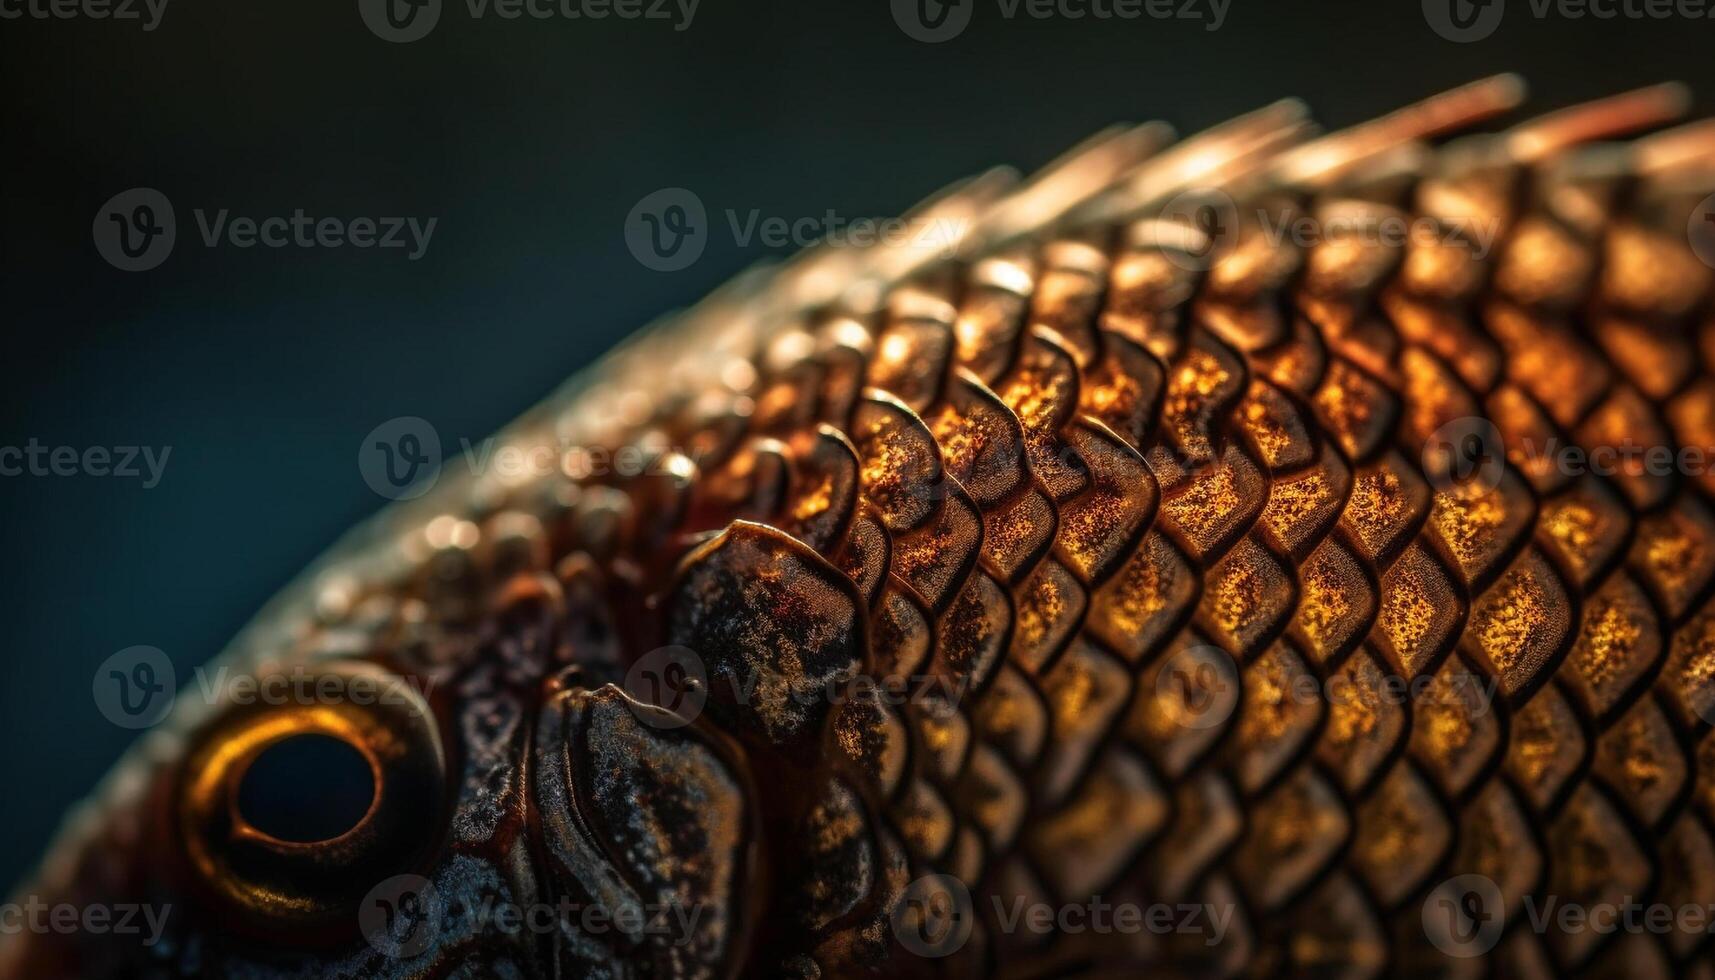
[9,77,1715,978]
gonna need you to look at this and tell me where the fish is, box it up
[8,74,1715,978]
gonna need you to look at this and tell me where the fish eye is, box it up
[234,733,377,844]
[173,661,445,936]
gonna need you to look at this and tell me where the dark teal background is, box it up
[1,0,1710,891]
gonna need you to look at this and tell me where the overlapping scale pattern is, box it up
[19,80,1715,980]
[564,89,1715,977]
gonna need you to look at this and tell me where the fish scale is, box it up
[9,75,1715,978]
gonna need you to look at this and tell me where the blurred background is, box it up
[1,0,1710,891]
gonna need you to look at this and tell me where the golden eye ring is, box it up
[174,660,445,936]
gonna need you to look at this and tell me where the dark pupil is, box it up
[236,734,375,844]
